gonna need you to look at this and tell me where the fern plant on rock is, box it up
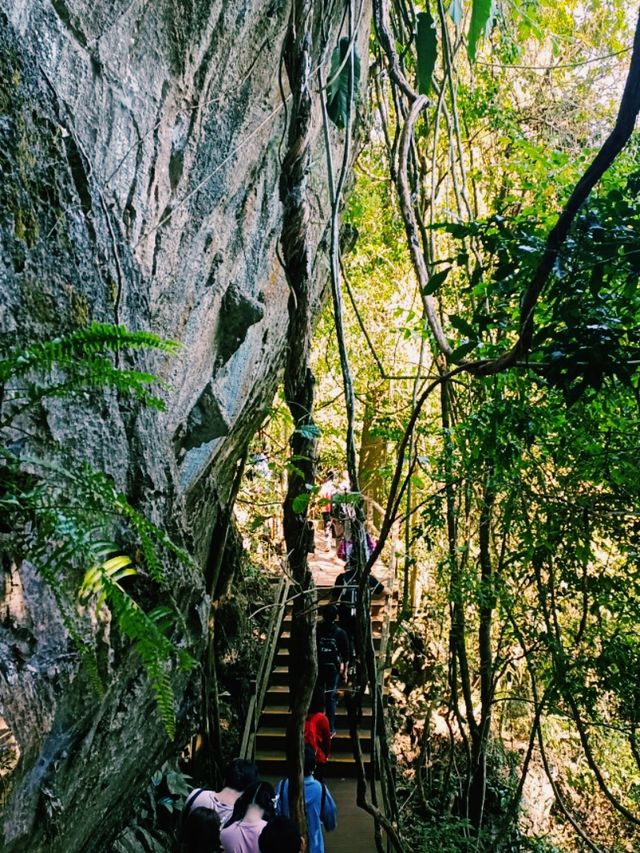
[0,322,195,740]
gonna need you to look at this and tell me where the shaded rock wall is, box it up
[0,0,370,849]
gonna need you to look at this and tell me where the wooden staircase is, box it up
[254,586,391,778]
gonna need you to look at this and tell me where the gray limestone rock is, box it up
[0,0,370,849]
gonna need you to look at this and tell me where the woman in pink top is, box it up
[220,781,276,853]
[185,758,259,829]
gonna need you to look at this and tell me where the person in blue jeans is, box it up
[275,746,337,853]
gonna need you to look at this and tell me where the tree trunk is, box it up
[279,0,319,833]
[469,476,496,828]
[358,388,388,532]
[282,374,318,835]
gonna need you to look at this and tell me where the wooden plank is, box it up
[325,778,377,852]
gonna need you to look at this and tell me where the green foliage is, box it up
[468,0,493,61]
[416,9,438,96]
[534,175,640,402]
[1,321,179,379]
[0,321,179,417]
[294,422,322,440]
[326,37,361,129]
[317,2,640,846]
[291,492,311,513]
[117,762,192,848]
[405,814,475,851]
[0,324,194,739]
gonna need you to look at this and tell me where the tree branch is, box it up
[468,10,640,376]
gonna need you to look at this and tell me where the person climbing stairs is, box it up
[253,537,394,778]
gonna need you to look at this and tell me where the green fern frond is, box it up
[176,649,197,674]
[80,555,138,607]
[96,574,179,738]
[22,363,166,406]
[0,322,180,382]
[1,326,193,740]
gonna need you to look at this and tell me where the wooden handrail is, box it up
[240,573,291,759]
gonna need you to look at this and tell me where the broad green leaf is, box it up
[422,268,450,296]
[468,0,492,62]
[449,314,477,338]
[292,493,311,514]
[416,10,437,97]
[327,37,361,129]
[450,340,478,363]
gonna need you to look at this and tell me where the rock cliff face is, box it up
[0,1,370,848]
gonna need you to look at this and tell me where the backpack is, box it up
[178,788,203,846]
[317,627,341,669]
[277,778,327,822]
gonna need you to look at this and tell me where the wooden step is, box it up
[271,666,288,686]
[278,632,383,650]
[250,577,393,782]
[269,664,389,688]
[255,751,373,779]
[281,616,386,632]
[260,704,373,729]
[255,727,372,753]
[274,639,394,667]
[265,684,374,707]
[283,597,388,612]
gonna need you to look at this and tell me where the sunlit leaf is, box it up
[292,492,311,514]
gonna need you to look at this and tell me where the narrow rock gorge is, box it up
[0,1,370,849]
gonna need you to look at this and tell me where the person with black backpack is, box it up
[259,817,304,853]
[315,604,349,736]
[332,560,384,665]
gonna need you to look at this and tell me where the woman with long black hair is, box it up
[220,781,276,853]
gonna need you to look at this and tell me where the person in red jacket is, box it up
[304,692,332,768]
